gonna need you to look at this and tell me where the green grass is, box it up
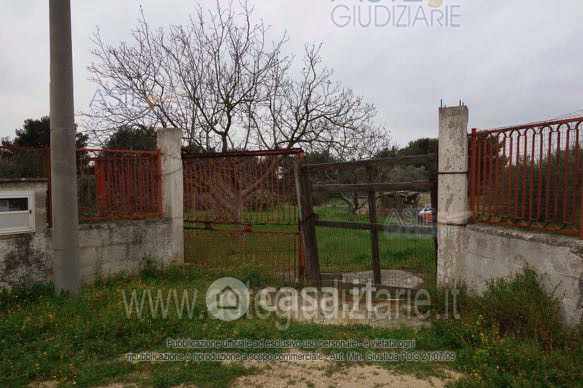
[315,198,370,223]
[0,265,278,387]
[184,198,436,284]
[315,198,435,282]
[1,265,580,387]
[316,227,435,273]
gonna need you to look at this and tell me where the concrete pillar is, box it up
[437,105,469,285]
[49,0,80,295]
[157,128,184,264]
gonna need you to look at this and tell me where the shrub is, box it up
[425,266,582,386]
[476,266,565,349]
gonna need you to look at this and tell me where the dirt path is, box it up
[232,350,458,388]
[234,365,455,387]
[32,358,458,388]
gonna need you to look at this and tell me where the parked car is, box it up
[418,204,433,223]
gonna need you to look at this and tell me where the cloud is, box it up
[1,0,582,147]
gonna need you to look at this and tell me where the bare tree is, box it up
[84,2,389,155]
[253,44,389,159]
[84,0,286,152]
[83,1,392,225]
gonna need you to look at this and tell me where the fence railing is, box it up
[182,149,303,282]
[182,149,301,225]
[470,116,583,238]
[2,146,163,223]
[0,145,49,179]
[73,148,162,222]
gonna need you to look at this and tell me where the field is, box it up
[185,198,436,284]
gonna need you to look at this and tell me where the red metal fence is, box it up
[74,149,162,222]
[470,116,583,238]
[183,149,303,280]
[0,145,49,179]
[2,146,162,222]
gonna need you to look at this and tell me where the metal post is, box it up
[470,128,477,223]
[49,0,80,295]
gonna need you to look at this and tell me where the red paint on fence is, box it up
[76,149,162,222]
[469,116,583,237]
[2,146,163,224]
[182,149,302,225]
[182,149,303,280]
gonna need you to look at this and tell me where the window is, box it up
[0,191,35,235]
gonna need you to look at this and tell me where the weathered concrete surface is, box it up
[0,181,51,287]
[437,105,469,226]
[157,127,184,265]
[438,223,583,326]
[436,105,582,326]
[75,219,174,283]
[0,233,52,288]
[0,180,176,288]
[437,106,470,298]
[0,217,174,288]
[462,225,583,326]
[50,0,81,295]
[437,174,469,225]
[338,270,424,289]
[437,224,466,285]
[438,105,469,174]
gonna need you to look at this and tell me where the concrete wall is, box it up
[437,106,583,327]
[76,218,174,284]
[0,180,52,287]
[0,180,176,288]
[0,128,185,289]
[447,224,583,326]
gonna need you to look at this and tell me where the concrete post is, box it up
[49,0,80,295]
[437,105,469,285]
[157,128,184,264]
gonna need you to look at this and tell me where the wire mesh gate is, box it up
[301,155,438,289]
[182,149,304,281]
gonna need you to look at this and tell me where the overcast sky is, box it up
[0,0,582,147]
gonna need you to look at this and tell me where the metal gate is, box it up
[182,149,304,281]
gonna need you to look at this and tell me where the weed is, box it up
[0,265,581,386]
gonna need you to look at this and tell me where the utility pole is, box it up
[49,0,80,295]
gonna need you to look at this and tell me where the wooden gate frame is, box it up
[297,154,438,286]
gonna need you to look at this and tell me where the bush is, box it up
[476,266,565,349]
[425,266,582,386]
